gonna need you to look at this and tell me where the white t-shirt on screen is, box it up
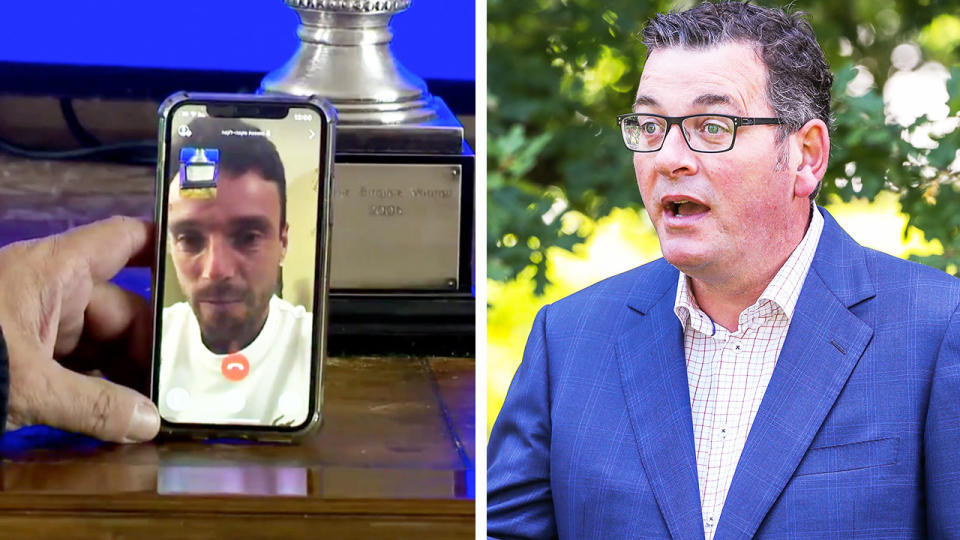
[159,295,314,426]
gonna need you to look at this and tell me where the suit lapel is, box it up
[714,209,876,539]
[617,276,705,540]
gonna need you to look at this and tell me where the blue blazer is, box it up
[488,208,960,539]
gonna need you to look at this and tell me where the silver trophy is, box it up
[262,0,473,352]
[261,0,435,126]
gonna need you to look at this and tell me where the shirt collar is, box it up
[674,205,824,332]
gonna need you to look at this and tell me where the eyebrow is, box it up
[632,93,742,113]
[692,93,737,110]
[228,216,273,234]
[168,219,202,236]
[168,216,273,236]
[633,94,659,110]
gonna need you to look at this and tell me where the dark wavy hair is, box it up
[641,1,833,139]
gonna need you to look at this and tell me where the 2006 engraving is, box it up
[370,204,404,216]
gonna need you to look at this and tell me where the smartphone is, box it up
[152,92,335,441]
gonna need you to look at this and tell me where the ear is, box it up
[279,222,289,262]
[791,118,830,199]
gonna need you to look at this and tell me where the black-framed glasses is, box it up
[616,113,782,153]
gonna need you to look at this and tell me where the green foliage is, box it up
[488,0,960,289]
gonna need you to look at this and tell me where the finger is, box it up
[54,282,150,358]
[54,282,153,394]
[94,283,154,391]
[58,338,151,397]
[53,217,154,283]
[84,282,152,343]
[127,232,156,269]
[30,363,160,443]
[87,283,154,389]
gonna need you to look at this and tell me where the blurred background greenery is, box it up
[487,0,960,434]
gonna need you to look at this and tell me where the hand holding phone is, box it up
[0,217,160,442]
[152,93,334,441]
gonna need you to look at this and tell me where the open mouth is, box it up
[663,198,710,218]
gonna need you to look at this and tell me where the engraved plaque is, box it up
[330,163,462,290]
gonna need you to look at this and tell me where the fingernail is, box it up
[123,400,160,443]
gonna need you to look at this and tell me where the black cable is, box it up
[59,98,102,148]
[0,98,156,164]
[0,137,156,165]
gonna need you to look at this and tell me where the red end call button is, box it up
[221,353,250,382]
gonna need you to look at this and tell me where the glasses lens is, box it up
[621,115,667,151]
[681,115,735,152]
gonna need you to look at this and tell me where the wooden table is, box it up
[0,356,475,539]
[0,154,476,538]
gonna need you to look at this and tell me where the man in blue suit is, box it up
[487,2,960,539]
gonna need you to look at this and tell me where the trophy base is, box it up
[335,97,464,155]
[327,293,474,357]
[326,98,475,356]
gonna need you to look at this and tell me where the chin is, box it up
[198,308,246,332]
[199,319,234,338]
[660,242,712,275]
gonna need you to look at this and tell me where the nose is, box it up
[653,123,699,179]
[200,234,237,280]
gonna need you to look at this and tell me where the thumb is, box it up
[33,363,160,443]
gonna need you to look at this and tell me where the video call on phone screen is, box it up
[157,103,325,428]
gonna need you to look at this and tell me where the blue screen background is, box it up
[0,0,474,81]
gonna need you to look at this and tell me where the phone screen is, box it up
[154,101,328,430]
